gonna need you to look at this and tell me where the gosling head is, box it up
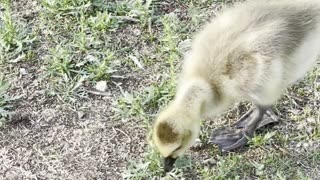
[152,105,200,173]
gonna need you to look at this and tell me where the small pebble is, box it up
[296,142,302,148]
[78,111,85,119]
[133,29,141,36]
[20,68,28,75]
[302,142,309,149]
[306,118,316,124]
[203,158,217,165]
[191,138,203,150]
[95,81,107,91]
[306,127,314,135]
[85,54,98,62]
[178,39,192,52]
[297,121,308,130]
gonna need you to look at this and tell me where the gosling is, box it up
[152,0,320,173]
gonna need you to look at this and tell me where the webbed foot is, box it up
[209,106,278,151]
[234,107,278,129]
[209,128,249,151]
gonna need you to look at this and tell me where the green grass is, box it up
[0,75,21,127]
[114,1,320,179]
[117,1,319,179]
[0,75,11,126]
[37,0,161,102]
[0,0,36,64]
[0,0,319,179]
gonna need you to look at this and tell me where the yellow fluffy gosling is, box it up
[152,0,320,173]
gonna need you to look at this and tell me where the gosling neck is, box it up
[174,79,214,119]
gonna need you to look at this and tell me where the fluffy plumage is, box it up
[152,0,320,172]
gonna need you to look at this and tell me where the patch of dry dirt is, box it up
[0,99,147,179]
[0,1,151,179]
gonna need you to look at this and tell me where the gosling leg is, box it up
[209,105,277,151]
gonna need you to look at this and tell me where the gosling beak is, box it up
[164,156,177,173]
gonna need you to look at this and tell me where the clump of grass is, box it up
[115,13,183,122]
[199,154,250,179]
[122,146,164,179]
[0,0,36,63]
[39,0,156,101]
[115,80,176,123]
[119,8,189,178]
[249,131,277,148]
[0,76,11,126]
[86,51,115,81]
[198,150,317,179]
[159,13,181,78]
[0,0,17,50]
[46,45,75,77]
[0,75,21,127]
[39,1,116,101]
[122,131,192,179]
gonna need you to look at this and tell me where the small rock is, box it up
[296,142,302,148]
[78,111,85,119]
[302,142,309,149]
[133,29,141,36]
[191,138,203,150]
[306,127,314,135]
[75,60,87,67]
[95,81,107,91]
[306,118,316,124]
[112,59,121,67]
[297,121,307,130]
[203,158,217,165]
[20,68,28,75]
[178,39,192,52]
[85,54,98,62]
